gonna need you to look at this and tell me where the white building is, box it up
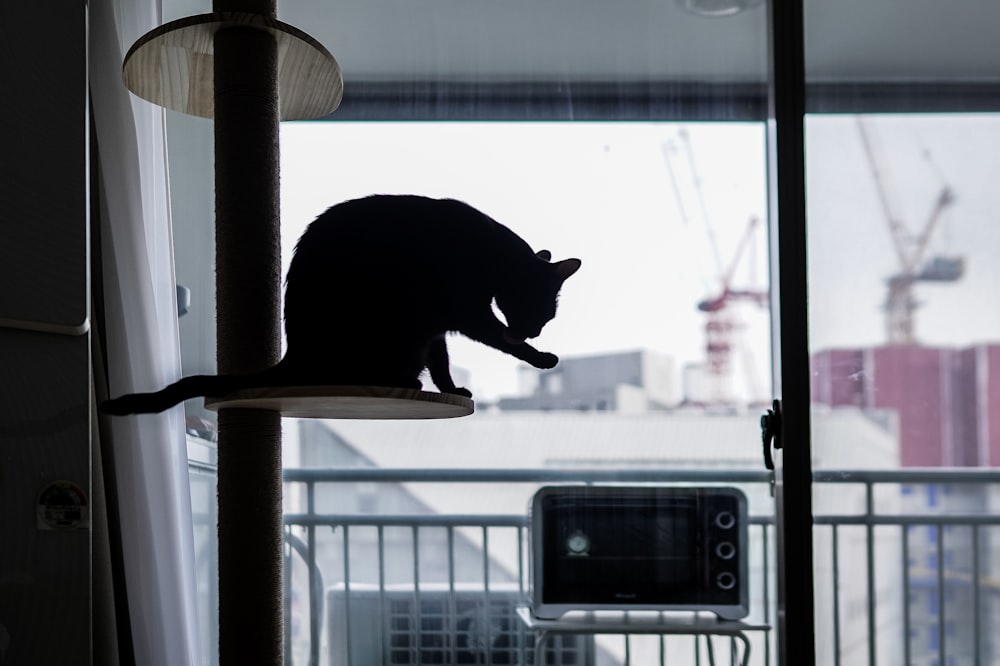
[498,349,676,413]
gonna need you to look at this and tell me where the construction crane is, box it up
[856,117,964,345]
[663,129,769,406]
[696,215,769,405]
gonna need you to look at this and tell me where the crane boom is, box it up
[857,117,911,272]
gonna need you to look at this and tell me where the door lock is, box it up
[760,399,783,495]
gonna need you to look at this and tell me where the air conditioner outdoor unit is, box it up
[328,583,595,666]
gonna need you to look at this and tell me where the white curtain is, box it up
[90,0,201,663]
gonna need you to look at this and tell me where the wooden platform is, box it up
[122,11,343,120]
[205,385,475,419]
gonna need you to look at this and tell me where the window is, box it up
[805,3,1000,663]
[275,119,775,664]
[155,0,1000,664]
[807,112,1000,665]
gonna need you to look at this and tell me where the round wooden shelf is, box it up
[204,385,475,419]
[122,11,343,120]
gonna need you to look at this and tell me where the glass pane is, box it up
[805,2,1000,664]
[279,119,775,665]
[163,0,777,664]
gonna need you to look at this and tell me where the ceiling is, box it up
[163,0,1000,85]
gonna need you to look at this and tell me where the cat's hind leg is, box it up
[426,335,472,398]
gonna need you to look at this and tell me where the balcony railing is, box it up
[257,468,1000,666]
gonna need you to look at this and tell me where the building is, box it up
[498,349,676,413]
[811,344,1000,468]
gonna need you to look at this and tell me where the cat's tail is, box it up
[101,374,247,415]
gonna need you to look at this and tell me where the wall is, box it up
[0,2,91,664]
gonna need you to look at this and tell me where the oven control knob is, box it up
[566,530,591,555]
[714,511,736,529]
[716,541,736,560]
[716,572,737,590]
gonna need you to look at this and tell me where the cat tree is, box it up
[122,3,473,662]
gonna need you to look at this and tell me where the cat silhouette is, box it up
[103,194,581,414]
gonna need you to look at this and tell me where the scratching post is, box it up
[212,4,283,663]
[216,411,283,661]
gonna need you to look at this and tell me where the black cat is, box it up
[102,194,581,414]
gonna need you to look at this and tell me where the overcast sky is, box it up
[278,117,1000,402]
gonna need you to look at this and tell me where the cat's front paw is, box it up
[533,352,559,369]
[447,387,473,399]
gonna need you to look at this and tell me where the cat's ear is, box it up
[536,250,552,261]
[552,258,582,282]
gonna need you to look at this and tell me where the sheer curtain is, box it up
[90,0,201,662]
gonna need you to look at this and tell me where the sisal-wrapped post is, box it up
[213,0,284,662]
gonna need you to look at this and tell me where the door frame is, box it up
[767,0,817,663]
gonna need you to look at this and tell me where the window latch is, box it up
[760,399,783,496]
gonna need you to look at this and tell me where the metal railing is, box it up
[276,468,1000,666]
[810,469,1000,666]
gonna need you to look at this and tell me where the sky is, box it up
[278,116,1000,403]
